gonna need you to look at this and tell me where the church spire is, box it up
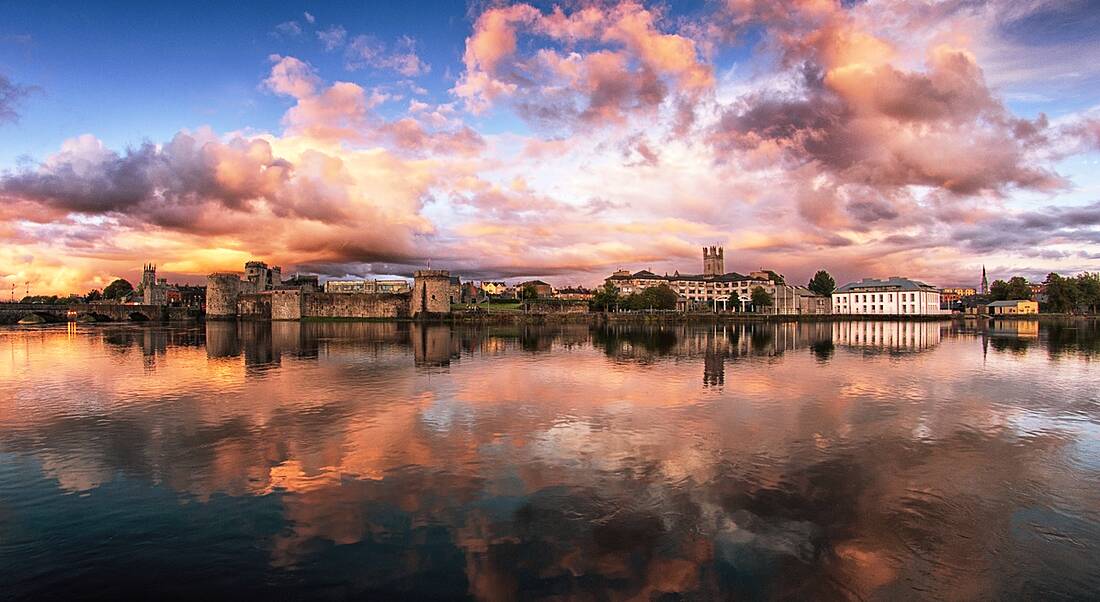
[980,265,989,296]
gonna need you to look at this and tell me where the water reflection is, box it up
[0,320,1098,599]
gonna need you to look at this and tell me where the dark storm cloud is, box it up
[952,200,1100,253]
[0,133,296,231]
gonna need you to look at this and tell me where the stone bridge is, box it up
[0,303,199,324]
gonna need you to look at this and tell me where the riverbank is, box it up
[6,309,1097,326]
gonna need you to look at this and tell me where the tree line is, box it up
[978,273,1099,314]
[15,278,134,304]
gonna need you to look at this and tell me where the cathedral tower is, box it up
[703,246,724,276]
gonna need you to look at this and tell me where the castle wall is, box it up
[206,273,242,319]
[270,290,303,320]
[302,292,409,319]
[412,270,452,316]
[237,293,271,320]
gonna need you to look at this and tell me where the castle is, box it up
[206,262,451,321]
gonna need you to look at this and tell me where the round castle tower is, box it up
[412,270,452,317]
[206,273,242,319]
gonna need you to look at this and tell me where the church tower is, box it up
[980,265,989,296]
[703,246,724,276]
[142,264,156,292]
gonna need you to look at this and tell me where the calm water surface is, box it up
[1,320,1098,600]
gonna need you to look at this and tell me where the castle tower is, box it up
[703,246,724,276]
[980,265,989,296]
[206,273,243,319]
[412,270,452,317]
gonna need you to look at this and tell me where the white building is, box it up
[832,277,943,316]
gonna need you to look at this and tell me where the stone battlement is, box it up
[207,264,449,321]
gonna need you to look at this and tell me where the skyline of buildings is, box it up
[2,2,1098,297]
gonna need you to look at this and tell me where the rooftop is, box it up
[987,299,1034,307]
[835,277,937,293]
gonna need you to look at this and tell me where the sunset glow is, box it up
[2,1,1099,294]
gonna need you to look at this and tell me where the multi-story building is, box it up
[518,280,554,298]
[832,277,943,315]
[604,248,829,313]
[791,286,832,315]
[940,287,977,305]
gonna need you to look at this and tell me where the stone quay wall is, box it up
[302,292,409,319]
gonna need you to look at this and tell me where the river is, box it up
[1,320,1098,599]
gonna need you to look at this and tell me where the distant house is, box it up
[986,300,1039,315]
[518,280,554,298]
[480,281,508,296]
[832,277,943,316]
[790,286,832,315]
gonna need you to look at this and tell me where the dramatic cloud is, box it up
[2,0,1100,293]
[453,1,712,126]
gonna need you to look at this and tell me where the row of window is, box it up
[847,305,926,314]
[837,291,930,303]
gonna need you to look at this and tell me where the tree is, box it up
[1045,273,1079,313]
[590,284,621,311]
[1005,276,1031,300]
[520,284,539,301]
[103,278,134,300]
[641,284,677,310]
[807,270,836,296]
[1074,272,1100,314]
[85,289,103,302]
[750,286,773,311]
[988,279,1009,301]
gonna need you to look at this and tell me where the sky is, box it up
[1,0,1099,295]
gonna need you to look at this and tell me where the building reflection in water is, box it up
[412,323,459,367]
[205,321,240,359]
[832,320,943,351]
